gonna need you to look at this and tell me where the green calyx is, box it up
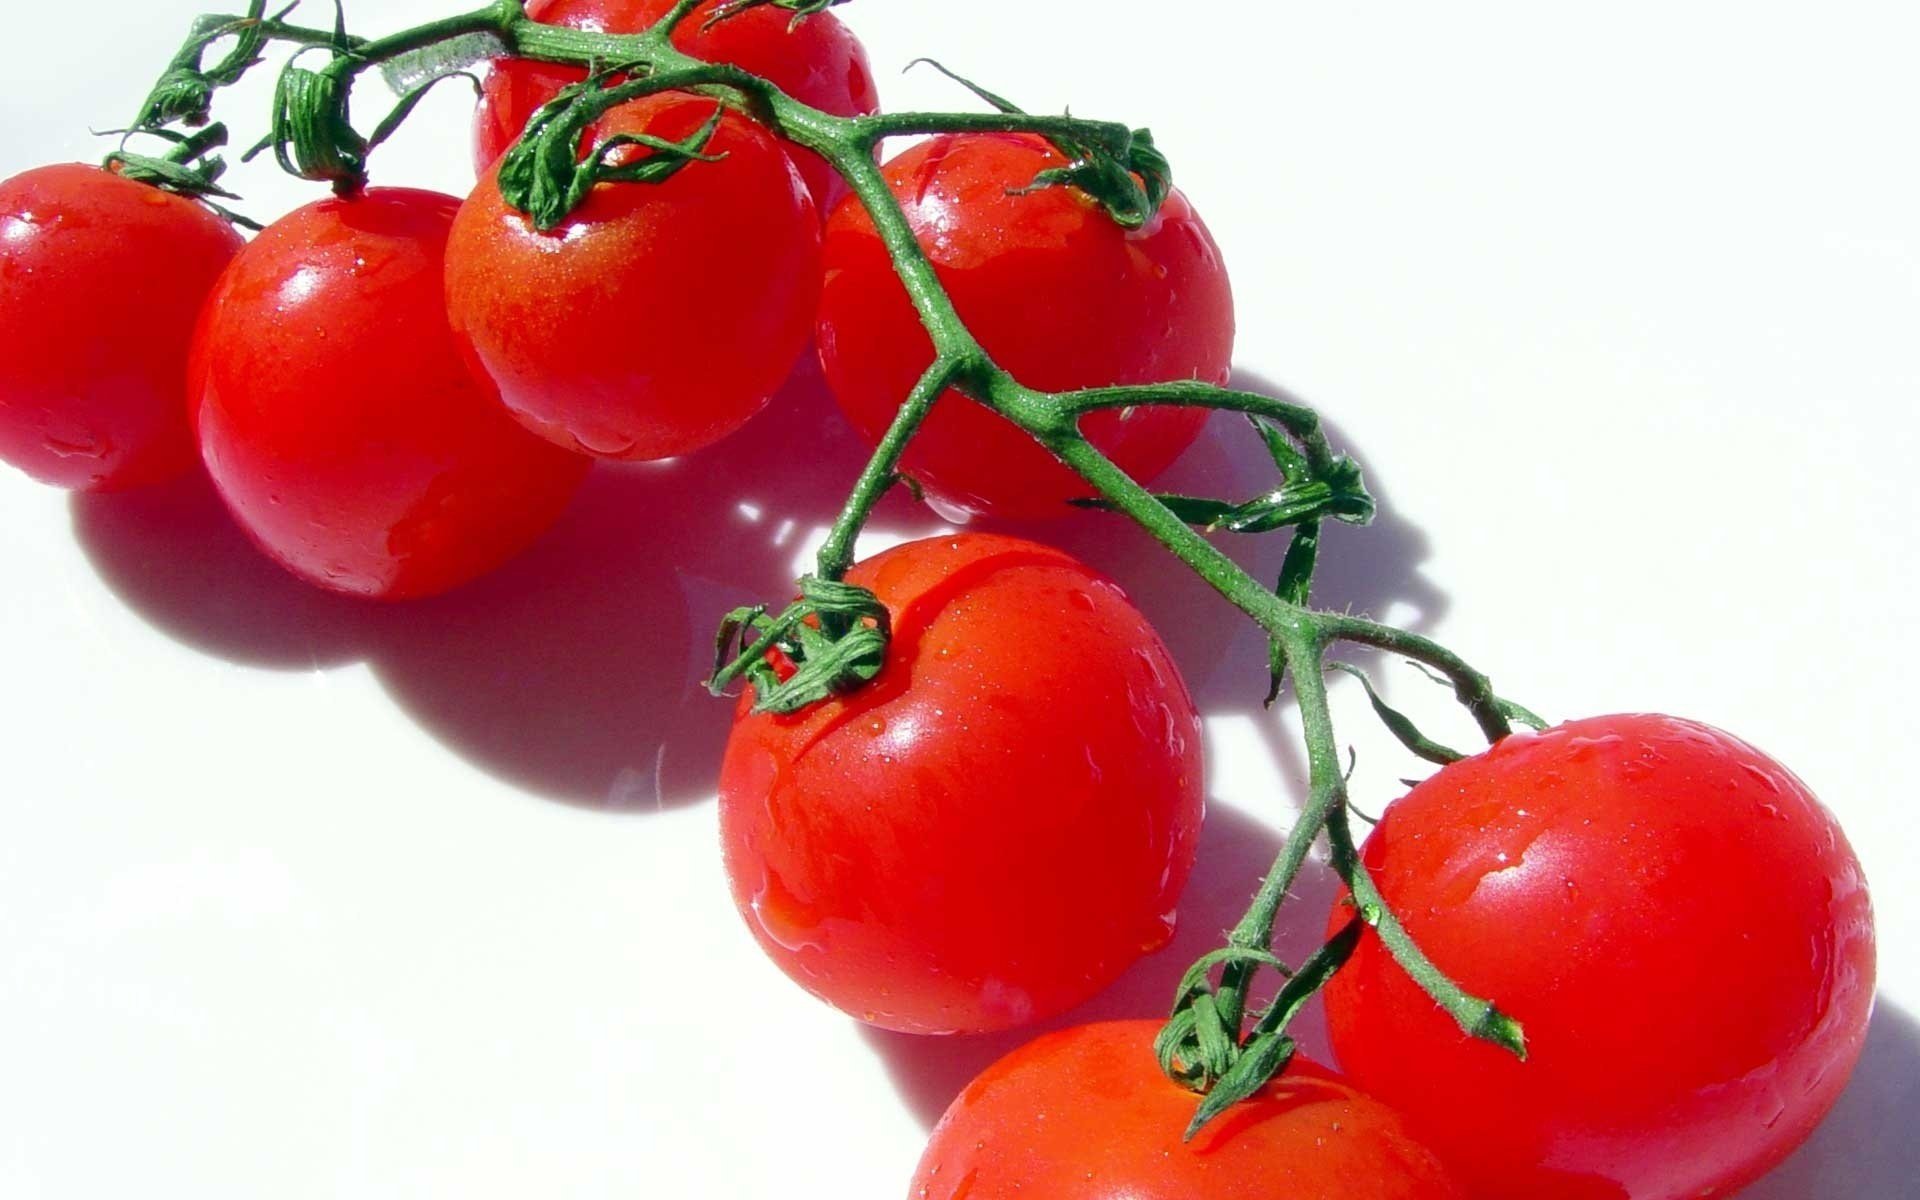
[495,69,729,230]
[908,58,1171,228]
[709,577,892,716]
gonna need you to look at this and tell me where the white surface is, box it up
[3,2,1916,1196]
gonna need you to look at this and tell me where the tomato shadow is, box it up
[68,467,383,670]
[1741,999,1920,1200]
[363,360,941,811]
[67,361,939,812]
[860,802,1340,1128]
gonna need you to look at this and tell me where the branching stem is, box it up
[115,0,1542,1134]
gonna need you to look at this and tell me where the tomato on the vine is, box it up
[909,1020,1467,1199]
[474,0,879,210]
[815,133,1235,519]
[0,165,242,491]
[447,93,821,462]
[193,187,590,601]
[1323,714,1875,1200]
[719,534,1204,1034]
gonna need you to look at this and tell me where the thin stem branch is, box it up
[1324,801,1526,1056]
[1318,611,1512,743]
[815,360,955,582]
[856,110,1134,147]
[1057,381,1332,466]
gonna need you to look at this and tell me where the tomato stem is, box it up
[120,0,1543,1137]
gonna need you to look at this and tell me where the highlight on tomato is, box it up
[193,187,591,601]
[447,92,821,463]
[908,1020,1467,1199]
[473,0,879,210]
[0,164,242,492]
[815,132,1236,519]
[1322,713,1876,1200]
[718,534,1204,1035]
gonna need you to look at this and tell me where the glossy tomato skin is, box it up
[816,134,1235,519]
[1323,714,1876,1200]
[0,165,242,491]
[194,188,590,601]
[474,0,878,209]
[448,93,820,462]
[719,535,1204,1034]
[909,1021,1467,1199]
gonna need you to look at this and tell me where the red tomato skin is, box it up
[447,93,821,462]
[1323,714,1876,1200]
[719,535,1205,1034]
[474,0,879,209]
[194,188,590,601]
[0,165,241,491]
[909,1021,1468,1200]
[815,133,1235,519]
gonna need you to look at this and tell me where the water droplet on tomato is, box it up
[42,430,108,460]
[750,867,825,952]
[573,426,637,457]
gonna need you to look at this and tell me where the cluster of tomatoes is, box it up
[0,1,1880,1197]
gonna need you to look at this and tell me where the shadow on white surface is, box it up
[366,361,935,811]
[69,468,379,670]
[862,802,1341,1128]
[67,366,1431,814]
[1741,1000,1920,1200]
[70,360,937,811]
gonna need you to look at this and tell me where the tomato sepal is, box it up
[709,575,891,715]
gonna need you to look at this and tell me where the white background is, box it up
[3,1,1916,1195]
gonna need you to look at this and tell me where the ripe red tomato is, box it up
[909,1020,1467,1199]
[1323,714,1876,1200]
[0,165,241,491]
[447,93,820,462]
[475,0,879,209]
[719,534,1204,1034]
[193,188,590,601]
[815,133,1235,519]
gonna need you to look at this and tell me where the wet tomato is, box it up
[909,1020,1467,1199]
[193,188,590,601]
[719,534,1204,1034]
[448,93,820,462]
[474,0,879,209]
[815,133,1235,519]
[0,165,241,491]
[1323,714,1876,1200]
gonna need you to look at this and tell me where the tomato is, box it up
[815,133,1235,520]
[193,188,590,601]
[1322,714,1876,1200]
[908,1020,1466,1199]
[447,93,820,462]
[475,0,879,210]
[719,534,1203,1034]
[0,165,241,491]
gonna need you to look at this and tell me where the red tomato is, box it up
[1323,714,1876,1200]
[475,0,879,209]
[719,534,1204,1034]
[815,133,1235,519]
[194,188,590,601]
[909,1020,1467,1199]
[0,165,241,491]
[447,93,820,462]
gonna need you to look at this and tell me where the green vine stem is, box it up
[116,0,1544,1135]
